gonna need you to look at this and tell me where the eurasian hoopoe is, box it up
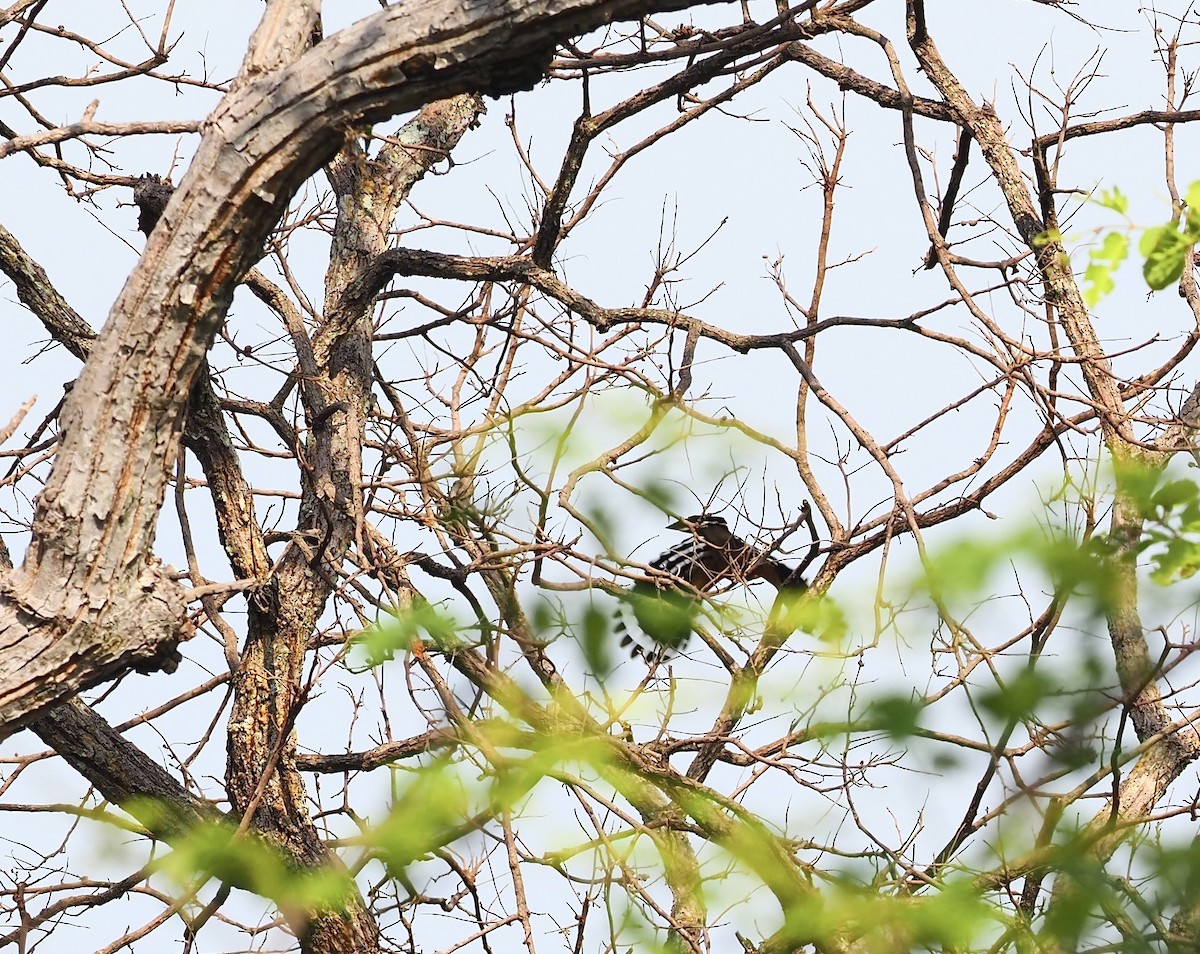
[615,514,804,659]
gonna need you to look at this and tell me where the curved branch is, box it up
[0,0,731,739]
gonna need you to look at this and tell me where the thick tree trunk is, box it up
[0,0,724,740]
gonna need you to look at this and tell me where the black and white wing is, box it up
[614,537,712,659]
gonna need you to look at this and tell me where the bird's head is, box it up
[667,514,729,535]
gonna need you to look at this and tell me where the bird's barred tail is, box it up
[613,603,674,660]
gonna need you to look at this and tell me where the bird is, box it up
[615,514,804,660]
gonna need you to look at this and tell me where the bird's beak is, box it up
[666,518,689,531]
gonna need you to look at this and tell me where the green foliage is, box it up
[372,734,617,878]
[1034,846,1113,949]
[1062,186,1133,307]
[865,692,924,739]
[770,877,995,952]
[900,880,993,948]
[625,587,696,652]
[1111,452,1166,508]
[531,596,614,674]
[239,447,1200,949]
[1093,185,1130,215]
[351,601,460,669]
[978,667,1056,722]
[1147,836,1200,918]
[1083,230,1128,306]
[773,585,847,644]
[1038,179,1200,306]
[372,758,474,876]
[641,481,680,514]
[579,600,615,674]
[888,881,993,950]
[140,808,356,912]
[1134,473,1200,584]
[1141,180,1200,290]
[921,523,1119,616]
[1032,227,1063,247]
[1140,222,1195,290]
[1109,456,1200,583]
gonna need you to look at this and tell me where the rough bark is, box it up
[221,93,486,954]
[0,0,726,740]
[7,3,1200,952]
[29,698,225,841]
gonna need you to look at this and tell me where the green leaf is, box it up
[1152,478,1200,512]
[866,693,924,739]
[1186,180,1200,212]
[1150,536,1200,584]
[1140,223,1193,290]
[531,597,555,635]
[627,589,695,652]
[1033,227,1063,248]
[1140,223,1166,257]
[373,761,472,874]
[1112,455,1166,513]
[922,534,1010,596]
[905,880,993,949]
[641,483,678,513]
[151,814,356,910]
[803,880,992,952]
[1093,186,1129,216]
[774,589,847,644]
[579,601,613,675]
[1083,231,1128,307]
[979,668,1055,721]
[352,602,460,669]
[1186,180,1200,233]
